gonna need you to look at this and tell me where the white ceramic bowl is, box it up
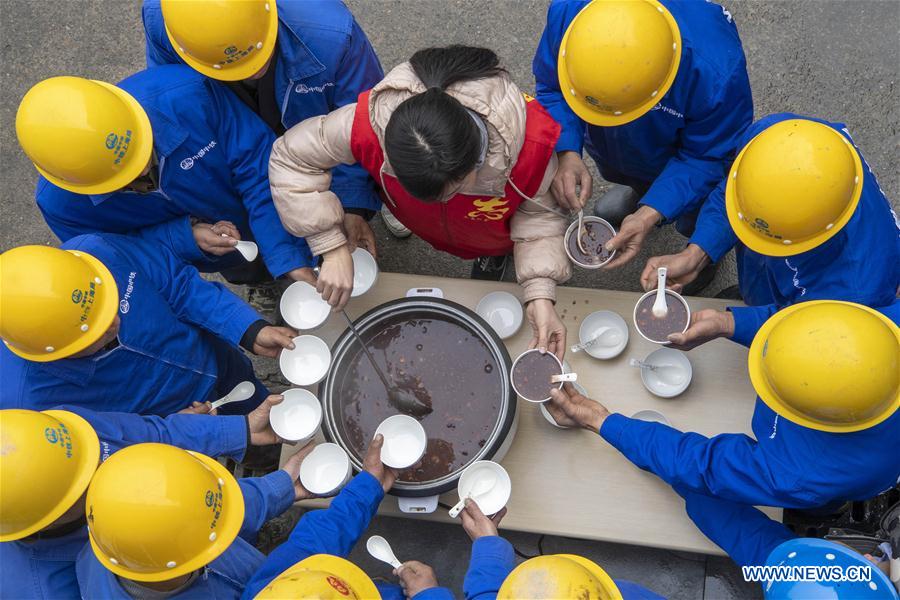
[475,291,523,339]
[456,460,511,516]
[578,310,629,359]
[510,349,564,403]
[351,248,379,297]
[280,281,331,330]
[374,415,428,469]
[631,409,671,426]
[633,289,691,345]
[564,216,617,269]
[269,388,323,444]
[639,348,693,398]
[279,336,331,386]
[539,381,587,429]
[299,442,352,497]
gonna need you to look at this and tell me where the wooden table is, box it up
[280,272,781,555]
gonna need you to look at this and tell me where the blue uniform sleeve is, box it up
[687,179,737,263]
[640,61,753,221]
[141,0,182,68]
[63,405,248,462]
[237,470,296,543]
[242,472,384,599]
[532,0,588,154]
[464,536,516,600]
[131,215,206,265]
[676,487,794,568]
[599,413,815,508]
[413,588,456,600]
[329,17,384,213]
[728,305,778,348]
[206,81,314,277]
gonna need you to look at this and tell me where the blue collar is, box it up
[276,16,326,81]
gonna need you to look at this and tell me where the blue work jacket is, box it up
[36,65,313,278]
[142,0,383,213]
[74,470,295,599]
[0,408,251,600]
[242,471,453,600]
[533,0,753,221]
[0,233,263,416]
[689,113,900,346]
[463,536,664,600]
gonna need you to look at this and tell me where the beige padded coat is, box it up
[269,62,572,303]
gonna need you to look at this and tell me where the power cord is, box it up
[436,502,546,559]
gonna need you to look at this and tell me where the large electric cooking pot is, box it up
[319,288,517,513]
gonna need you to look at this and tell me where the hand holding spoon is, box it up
[209,381,256,410]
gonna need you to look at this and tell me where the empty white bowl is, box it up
[374,415,428,469]
[351,248,379,297]
[456,460,511,516]
[631,409,671,427]
[475,291,523,339]
[279,336,331,386]
[280,281,331,330]
[578,310,629,359]
[539,381,586,429]
[639,348,693,398]
[269,389,323,444]
[299,443,352,497]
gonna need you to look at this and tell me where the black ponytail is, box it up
[384,46,506,202]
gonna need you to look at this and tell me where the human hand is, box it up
[640,245,710,293]
[246,395,283,445]
[192,221,241,256]
[280,442,317,501]
[547,383,611,432]
[252,325,298,358]
[460,499,507,541]
[550,151,593,211]
[363,434,399,492]
[343,213,378,258]
[667,309,734,350]
[602,206,661,269]
[526,299,567,361]
[286,267,317,285]
[318,245,354,310]
[394,561,439,599]
[178,401,217,415]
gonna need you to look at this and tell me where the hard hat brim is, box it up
[3,249,120,363]
[88,451,244,582]
[557,0,682,127]
[164,4,279,82]
[748,300,900,433]
[256,554,382,599]
[725,123,864,257]
[558,554,623,599]
[0,410,100,542]
[33,81,154,196]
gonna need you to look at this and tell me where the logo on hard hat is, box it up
[180,157,194,170]
[105,133,118,149]
[205,490,215,507]
[44,427,59,444]
[326,576,351,596]
[71,289,84,304]
[119,299,130,314]
[224,45,238,56]
[754,218,770,230]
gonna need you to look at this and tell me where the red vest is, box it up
[350,91,561,259]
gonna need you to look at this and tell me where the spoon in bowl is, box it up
[629,358,686,386]
[652,267,669,318]
[366,535,402,570]
[448,472,497,518]
[570,326,623,353]
[209,381,256,411]
[575,210,588,255]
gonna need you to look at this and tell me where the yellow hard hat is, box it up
[0,409,100,542]
[16,76,153,195]
[726,119,864,257]
[558,0,681,126]
[161,0,279,81]
[255,554,381,599]
[749,301,899,433]
[0,245,119,362]
[85,443,244,582]
[498,554,623,599]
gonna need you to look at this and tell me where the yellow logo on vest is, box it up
[467,198,510,222]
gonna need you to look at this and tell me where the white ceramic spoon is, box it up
[366,535,402,570]
[448,473,497,519]
[209,381,256,410]
[628,358,686,386]
[551,373,578,383]
[570,327,623,353]
[220,234,259,262]
[652,267,668,318]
